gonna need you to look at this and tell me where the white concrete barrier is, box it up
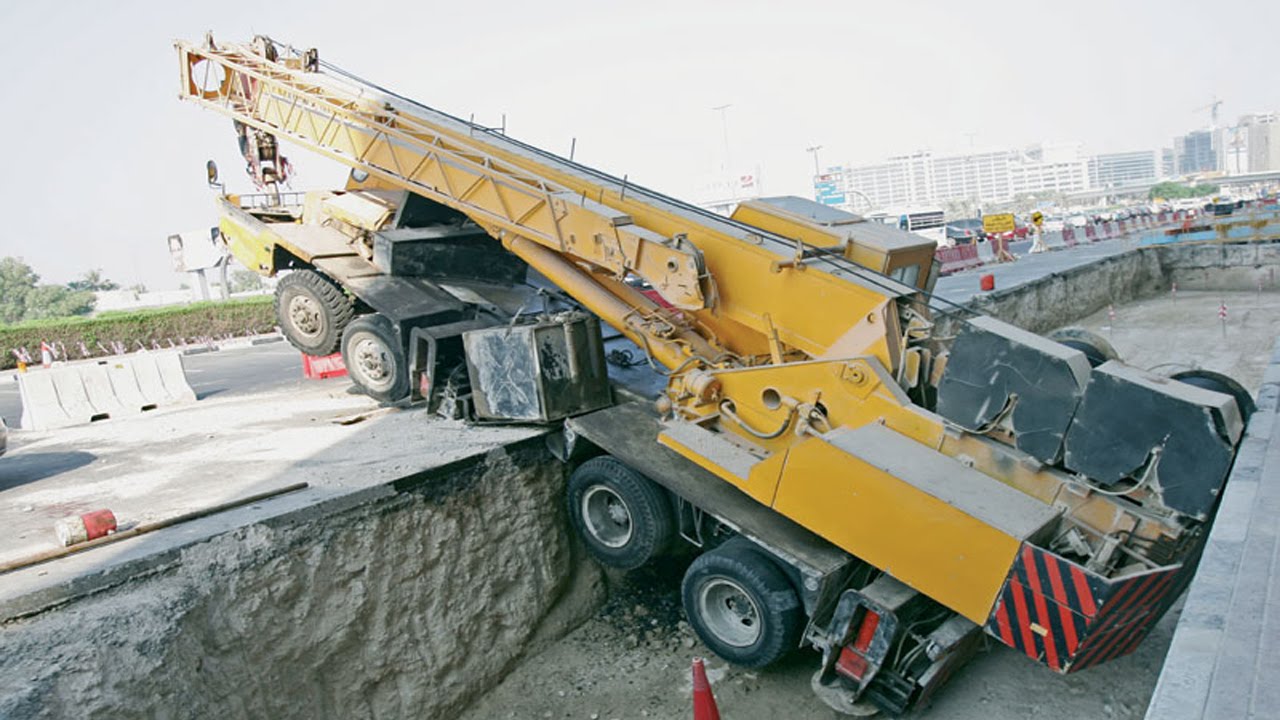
[106,359,155,413]
[81,363,131,418]
[50,368,99,425]
[18,371,72,430]
[132,353,172,404]
[156,353,197,403]
[16,352,196,430]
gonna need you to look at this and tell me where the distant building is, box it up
[932,150,1012,206]
[1220,124,1250,174]
[1239,112,1280,173]
[1174,130,1217,175]
[1088,150,1159,188]
[817,143,1088,212]
[1010,143,1089,197]
[1160,148,1176,178]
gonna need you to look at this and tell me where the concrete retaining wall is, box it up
[963,240,1280,334]
[0,439,603,720]
[1159,241,1280,292]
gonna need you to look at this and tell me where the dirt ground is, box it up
[460,290,1278,720]
[460,553,1177,720]
[1072,289,1280,393]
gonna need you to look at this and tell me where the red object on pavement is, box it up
[302,352,348,379]
[691,658,721,720]
[980,273,995,292]
[82,509,118,540]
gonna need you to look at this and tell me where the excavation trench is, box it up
[1,239,1277,719]
[0,438,604,719]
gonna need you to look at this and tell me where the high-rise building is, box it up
[1239,112,1280,173]
[1161,148,1175,178]
[1174,130,1217,174]
[1088,150,1159,188]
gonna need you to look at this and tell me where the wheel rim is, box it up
[348,333,395,392]
[288,294,324,338]
[581,485,633,548]
[698,576,761,648]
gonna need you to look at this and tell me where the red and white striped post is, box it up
[1219,301,1228,338]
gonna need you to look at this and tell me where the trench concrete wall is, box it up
[1159,241,1280,292]
[964,240,1280,333]
[0,439,603,720]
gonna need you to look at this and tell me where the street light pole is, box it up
[806,145,823,177]
[712,104,732,172]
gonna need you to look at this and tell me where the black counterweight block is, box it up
[937,316,1092,465]
[1063,361,1243,521]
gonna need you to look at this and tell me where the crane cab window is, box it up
[889,263,920,287]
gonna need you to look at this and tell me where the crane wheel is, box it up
[275,269,354,356]
[1047,327,1119,368]
[566,456,674,570]
[1171,369,1256,423]
[681,538,804,669]
[341,313,410,403]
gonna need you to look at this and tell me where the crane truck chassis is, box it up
[177,36,1252,715]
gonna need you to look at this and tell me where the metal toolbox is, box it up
[463,312,611,423]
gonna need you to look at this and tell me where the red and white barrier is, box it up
[935,243,984,276]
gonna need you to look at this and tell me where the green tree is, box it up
[67,268,120,292]
[0,257,96,325]
[1149,181,1220,201]
[0,257,39,325]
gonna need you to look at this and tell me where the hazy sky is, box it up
[1,0,1276,290]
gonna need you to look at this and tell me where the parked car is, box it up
[1042,216,1065,233]
[1067,214,1090,228]
[945,218,986,244]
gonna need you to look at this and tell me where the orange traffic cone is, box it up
[691,657,721,720]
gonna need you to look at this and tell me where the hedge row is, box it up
[0,297,277,370]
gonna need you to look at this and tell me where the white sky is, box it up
[1,0,1276,290]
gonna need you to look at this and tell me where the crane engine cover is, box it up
[936,316,1091,464]
[1063,361,1242,520]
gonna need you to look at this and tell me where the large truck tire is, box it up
[1171,369,1256,423]
[275,269,355,356]
[682,538,804,669]
[567,456,675,570]
[341,313,410,403]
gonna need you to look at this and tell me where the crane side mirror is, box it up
[206,160,220,187]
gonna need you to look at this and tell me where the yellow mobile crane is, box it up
[177,36,1251,714]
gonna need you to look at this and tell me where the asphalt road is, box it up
[0,340,312,428]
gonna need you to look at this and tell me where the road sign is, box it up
[1031,210,1045,227]
[983,213,1015,234]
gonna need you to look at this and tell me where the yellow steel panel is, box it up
[771,436,1023,623]
[218,216,274,274]
[731,202,888,272]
